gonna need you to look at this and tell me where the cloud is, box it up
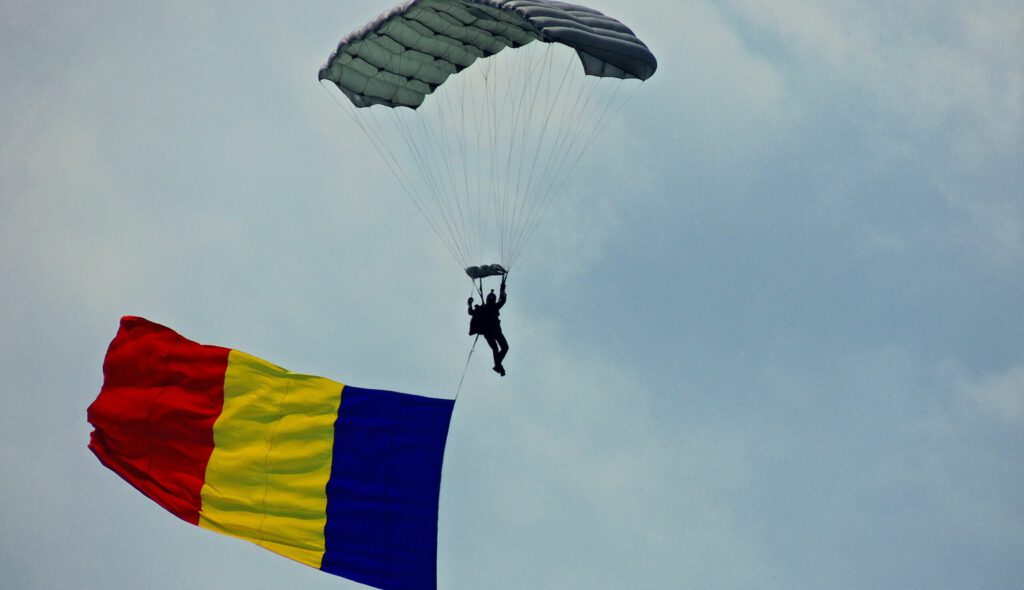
[717,0,1024,267]
[719,0,1022,142]
[954,361,1024,424]
[441,316,763,589]
[3,2,1022,588]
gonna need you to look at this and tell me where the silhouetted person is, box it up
[468,279,508,376]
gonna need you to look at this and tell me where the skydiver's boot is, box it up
[493,364,506,377]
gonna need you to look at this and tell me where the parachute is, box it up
[465,263,507,279]
[319,0,657,278]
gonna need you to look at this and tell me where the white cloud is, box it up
[721,0,1022,145]
[3,2,1023,588]
[956,361,1024,424]
[717,0,1024,269]
[651,1,794,146]
[442,315,762,589]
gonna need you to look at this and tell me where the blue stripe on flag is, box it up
[321,386,455,590]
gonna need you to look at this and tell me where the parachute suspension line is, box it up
[320,82,466,267]
[512,46,555,259]
[493,47,523,265]
[499,47,542,266]
[485,52,505,267]
[510,80,626,267]
[452,74,480,264]
[454,334,479,401]
[493,52,514,265]
[465,75,483,264]
[473,59,493,262]
[436,85,473,260]
[490,46,526,264]
[500,55,586,268]
[568,80,643,182]
[326,40,645,274]
[321,84,416,205]
[505,73,607,264]
[437,78,480,267]
[429,91,465,262]
[394,109,461,262]
[473,65,493,266]
[501,45,557,266]
[330,85,461,265]
[503,52,598,268]
[505,90,596,265]
[514,47,575,241]
[473,61,492,265]
[516,45,571,264]
[461,67,479,262]
[537,67,600,185]
[506,45,557,268]
[379,107,448,265]
[376,99,468,268]
[454,282,482,401]
[474,58,494,265]
[392,106,473,268]
[457,70,478,262]
[447,71,482,266]
[483,51,506,265]
[321,3,658,282]
[509,79,643,269]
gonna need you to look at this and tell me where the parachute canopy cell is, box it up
[319,0,658,109]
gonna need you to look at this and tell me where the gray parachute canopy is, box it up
[319,1,656,275]
[319,0,658,109]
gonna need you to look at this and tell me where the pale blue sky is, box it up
[2,1,1022,589]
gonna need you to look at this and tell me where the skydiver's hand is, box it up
[467,297,474,305]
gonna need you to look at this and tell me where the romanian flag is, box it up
[87,317,454,590]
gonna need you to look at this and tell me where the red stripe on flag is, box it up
[87,316,229,525]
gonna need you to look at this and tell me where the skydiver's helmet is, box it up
[487,290,497,304]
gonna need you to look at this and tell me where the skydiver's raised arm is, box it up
[497,282,507,309]
[467,297,475,315]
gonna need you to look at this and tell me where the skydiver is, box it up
[467,277,509,376]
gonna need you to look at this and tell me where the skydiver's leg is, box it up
[484,334,506,376]
[484,334,502,371]
[494,331,509,364]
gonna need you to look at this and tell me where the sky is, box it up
[1,1,1022,588]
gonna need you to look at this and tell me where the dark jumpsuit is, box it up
[468,285,508,373]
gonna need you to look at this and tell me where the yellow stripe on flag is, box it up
[199,350,343,567]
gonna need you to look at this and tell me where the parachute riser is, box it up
[465,263,507,299]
